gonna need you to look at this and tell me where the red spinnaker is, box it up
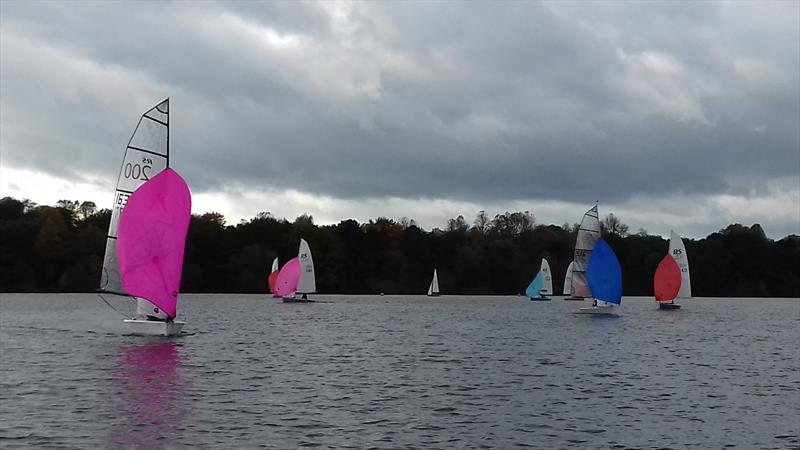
[654,255,681,302]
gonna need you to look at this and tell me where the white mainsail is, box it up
[296,238,316,294]
[540,259,553,295]
[101,99,170,294]
[427,269,440,296]
[270,257,279,273]
[100,99,170,319]
[571,205,601,298]
[669,230,692,298]
[563,261,574,296]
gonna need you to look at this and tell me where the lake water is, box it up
[0,294,798,449]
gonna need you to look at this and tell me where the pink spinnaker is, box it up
[117,169,191,319]
[274,257,300,297]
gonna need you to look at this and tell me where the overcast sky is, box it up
[1,1,798,238]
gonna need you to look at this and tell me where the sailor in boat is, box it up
[301,293,308,300]
[137,298,170,322]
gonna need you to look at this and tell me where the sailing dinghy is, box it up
[566,205,600,300]
[576,240,621,316]
[427,269,440,297]
[98,99,191,336]
[281,239,316,302]
[656,230,692,309]
[268,257,280,297]
[526,258,553,301]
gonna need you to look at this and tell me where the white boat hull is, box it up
[123,319,185,336]
[575,305,617,315]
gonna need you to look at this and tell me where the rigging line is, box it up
[96,292,132,319]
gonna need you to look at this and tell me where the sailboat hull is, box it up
[123,319,185,336]
[282,295,315,303]
[658,302,681,310]
[563,296,584,301]
[575,305,616,316]
[427,293,440,297]
[530,296,551,301]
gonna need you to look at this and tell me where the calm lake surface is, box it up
[1,294,798,449]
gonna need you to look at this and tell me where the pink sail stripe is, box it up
[117,169,191,319]
[274,257,300,297]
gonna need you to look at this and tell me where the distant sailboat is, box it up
[427,269,440,297]
[526,259,552,301]
[567,205,601,300]
[577,240,621,315]
[656,230,692,309]
[268,257,280,297]
[281,239,316,303]
[98,99,191,336]
[562,261,577,299]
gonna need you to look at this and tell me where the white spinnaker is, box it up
[271,257,279,273]
[540,259,553,295]
[428,269,439,295]
[296,238,316,294]
[101,99,169,295]
[669,230,692,298]
[571,205,601,298]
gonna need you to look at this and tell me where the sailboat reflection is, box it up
[110,342,188,449]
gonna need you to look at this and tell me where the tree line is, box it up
[0,196,797,297]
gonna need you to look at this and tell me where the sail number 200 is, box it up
[124,163,152,181]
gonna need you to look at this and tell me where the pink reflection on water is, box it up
[110,342,189,449]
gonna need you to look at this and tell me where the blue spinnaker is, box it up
[525,272,543,299]
[586,240,622,304]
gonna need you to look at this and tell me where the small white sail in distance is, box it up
[668,230,692,298]
[427,269,440,296]
[563,261,574,296]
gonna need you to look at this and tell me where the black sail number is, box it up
[124,163,152,181]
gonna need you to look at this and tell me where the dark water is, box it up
[1,294,798,449]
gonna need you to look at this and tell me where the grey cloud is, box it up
[1,1,797,233]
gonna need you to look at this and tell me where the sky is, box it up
[1,1,798,238]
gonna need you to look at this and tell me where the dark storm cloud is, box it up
[1,1,798,226]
